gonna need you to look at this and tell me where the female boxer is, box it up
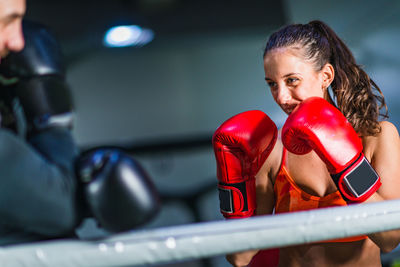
[214,20,400,266]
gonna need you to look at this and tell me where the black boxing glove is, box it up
[0,20,73,137]
[0,20,78,174]
[76,149,161,232]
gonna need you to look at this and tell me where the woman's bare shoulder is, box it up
[363,121,399,155]
[379,120,399,135]
[372,121,399,148]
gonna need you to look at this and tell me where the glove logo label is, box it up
[342,156,380,199]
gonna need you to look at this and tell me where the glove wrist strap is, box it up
[331,153,381,203]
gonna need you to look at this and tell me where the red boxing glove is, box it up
[213,110,277,218]
[282,97,381,203]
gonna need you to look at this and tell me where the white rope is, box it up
[2,198,400,267]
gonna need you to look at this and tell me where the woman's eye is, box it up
[287,78,298,84]
[267,81,276,88]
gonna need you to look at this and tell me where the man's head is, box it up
[0,0,25,58]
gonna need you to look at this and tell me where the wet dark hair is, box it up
[263,20,388,136]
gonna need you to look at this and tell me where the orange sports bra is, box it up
[273,148,367,242]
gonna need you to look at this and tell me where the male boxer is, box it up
[0,21,160,244]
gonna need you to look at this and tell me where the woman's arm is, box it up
[364,121,400,252]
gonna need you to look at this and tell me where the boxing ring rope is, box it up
[3,199,400,267]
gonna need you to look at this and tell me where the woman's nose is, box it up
[275,86,291,105]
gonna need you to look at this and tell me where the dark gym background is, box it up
[23,0,400,266]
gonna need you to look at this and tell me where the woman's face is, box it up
[263,47,329,115]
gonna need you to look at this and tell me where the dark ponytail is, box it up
[264,20,388,136]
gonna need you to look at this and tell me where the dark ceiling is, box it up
[25,0,287,51]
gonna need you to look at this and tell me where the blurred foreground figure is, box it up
[0,21,160,245]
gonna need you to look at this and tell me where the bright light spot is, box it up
[165,237,176,249]
[114,242,125,253]
[36,249,46,260]
[98,243,108,252]
[104,25,154,47]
